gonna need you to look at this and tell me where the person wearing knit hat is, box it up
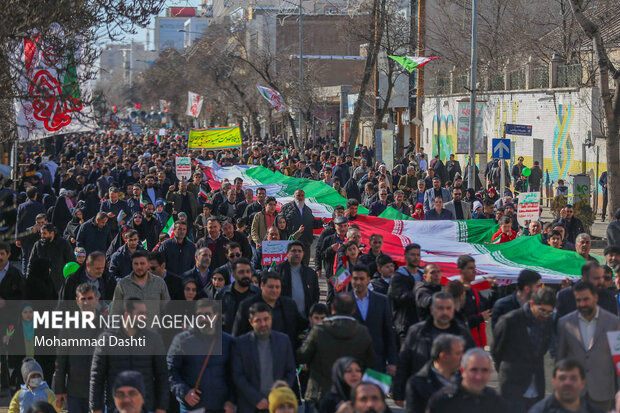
[112,371,145,413]
[9,358,60,413]
[268,384,298,413]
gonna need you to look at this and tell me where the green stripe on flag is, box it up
[362,369,391,394]
[162,217,174,235]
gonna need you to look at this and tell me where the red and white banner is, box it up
[186,91,204,117]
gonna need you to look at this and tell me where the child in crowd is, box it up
[8,359,60,413]
[556,179,569,196]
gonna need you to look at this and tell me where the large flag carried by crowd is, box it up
[200,160,590,285]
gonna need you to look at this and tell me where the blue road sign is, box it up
[492,138,511,159]
[506,123,532,136]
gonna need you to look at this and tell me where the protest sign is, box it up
[261,240,290,267]
[188,125,242,150]
[517,192,540,227]
[159,128,166,136]
[175,157,192,181]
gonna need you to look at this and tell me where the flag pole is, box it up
[467,0,478,191]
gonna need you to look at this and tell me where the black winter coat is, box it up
[89,328,169,412]
[426,385,507,413]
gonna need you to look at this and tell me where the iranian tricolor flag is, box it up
[199,186,210,200]
[162,217,175,237]
[330,265,351,292]
[388,56,439,73]
[198,160,598,285]
[362,369,392,394]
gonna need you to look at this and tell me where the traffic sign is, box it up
[506,124,532,136]
[492,138,511,159]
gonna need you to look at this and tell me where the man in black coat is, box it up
[0,242,24,302]
[426,348,507,413]
[89,299,169,413]
[350,264,397,374]
[405,334,465,413]
[556,204,585,244]
[148,251,184,300]
[216,258,260,334]
[414,263,443,322]
[556,261,618,318]
[491,288,556,413]
[280,189,324,265]
[231,302,296,413]
[491,269,541,328]
[28,223,74,293]
[59,252,117,305]
[180,247,215,299]
[359,234,390,276]
[232,272,306,349]
[276,241,319,318]
[157,220,196,276]
[393,291,475,406]
[76,212,112,255]
[388,243,424,344]
[195,217,228,271]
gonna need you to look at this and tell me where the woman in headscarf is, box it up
[63,207,84,247]
[275,215,303,241]
[51,189,73,234]
[318,357,363,413]
[464,188,476,208]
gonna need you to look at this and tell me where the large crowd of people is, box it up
[1,131,620,413]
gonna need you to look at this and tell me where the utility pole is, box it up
[436,92,440,158]
[298,0,304,146]
[415,0,425,151]
[467,0,478,190]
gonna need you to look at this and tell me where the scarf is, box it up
[22,306,34,340]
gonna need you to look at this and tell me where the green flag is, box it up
[362,369,392,394]
[388,55,439,73]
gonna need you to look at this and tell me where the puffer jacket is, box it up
[89,328,169,412]
[297,315,375,402]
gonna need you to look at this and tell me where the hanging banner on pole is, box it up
[175,156,192,181]
[186,91,204,117]
[188,125,242,150]
[11,23,97,141]
[456,101,485,154]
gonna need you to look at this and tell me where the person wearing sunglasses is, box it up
[214,242,243,284]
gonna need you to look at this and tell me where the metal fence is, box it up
[557,64,582,87]
[489,72,504,91]
[532,66,549,89]
[509,68,526,90]
[452,75,468,93]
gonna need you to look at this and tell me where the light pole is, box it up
[467,0,478,190]
[298,0,304,145]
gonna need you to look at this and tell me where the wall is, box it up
[421,88,607,189]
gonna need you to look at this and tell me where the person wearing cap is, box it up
[491,270,541,328]
[9,358,59,413]
[111,371,146,413]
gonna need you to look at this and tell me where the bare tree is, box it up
[568,0,620,215]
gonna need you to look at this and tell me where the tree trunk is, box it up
[569,0,620,218]
[347,0,387,156]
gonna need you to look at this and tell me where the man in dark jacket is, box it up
[59,251,117,304]
[388,243,424,344]
[55,283,103,413]
[232,272,306,349]
[166,180,199,226]
[76,212,112,255]
[109,229,145,280]
[231,302,296,413]
[405,334,465,413]
[393,291,475,406]
[414,263,443,322]
[556,261,618,318]
[528,359,603,413]
[370,255,395,295]
[276,241,320,318]
[28,223,74,292]
[491,288,556,413]
[350,264,397,374]
[332,156,351,187]
[426,348,507,413]
[297,293,376,404]
[149,251,184,301]
[529,161,543,192]
[167,299,234,413]
[89,299,169,413]
[359,234,390,276]
[0,242,23,302]
[280,189,324,265]
[16,188,46,272]
[157,221,196,275]
[196,217,228,271]
[215,258,260,333]
[556,204,584,244]
[491,269,541,328]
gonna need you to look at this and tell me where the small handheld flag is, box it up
[362,369,392,394]
[117,210,127,224]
